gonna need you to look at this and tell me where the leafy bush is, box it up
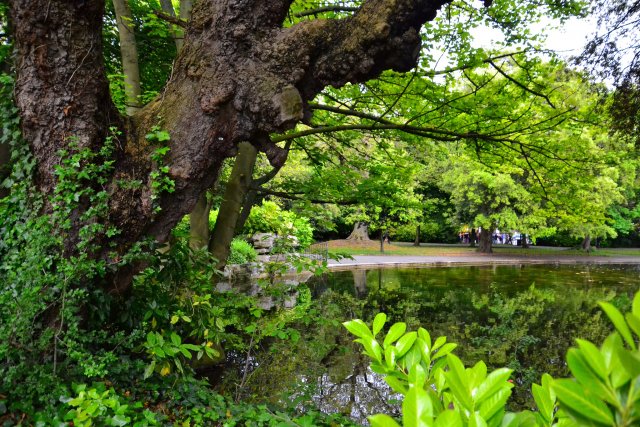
[242,200,314,248]
[345,291,640,426]
[227,237,258,264]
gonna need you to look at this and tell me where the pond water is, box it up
[227,263,640,423]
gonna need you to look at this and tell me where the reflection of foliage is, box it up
[347,290,640,426]
[326,267,637,410]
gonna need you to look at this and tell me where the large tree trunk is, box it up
[10,0,451,294]
[112,0,142,115]
[209,141,258,268]
[414,224,420,246]
[581,235,591,252]
[478,228,492,253]
[347,222,370,241]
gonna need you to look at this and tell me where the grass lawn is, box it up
[318,240,640,257]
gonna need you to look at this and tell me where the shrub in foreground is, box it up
[345,292,640,426]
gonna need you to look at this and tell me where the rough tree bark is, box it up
[478,227,493,253]
[414,224,420,246]
[112,0,142,115]
[208,141,258,267]
[10,0,452,294]
[581,235,591,252]
[347,222,370,241]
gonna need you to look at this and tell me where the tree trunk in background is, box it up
[582,235,591,252]
[347,222,370,241]
[414,224,420,246]
[478,228,492,253]
[209,142,258,268]
[10,0,452,294]
[112,0,141,116]
[235,188,261,235]
[522,233,530,248]
[189,193,212,249]
[469,228,477,248]
[159,0,183,51]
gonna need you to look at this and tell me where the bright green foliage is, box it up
[344,316,515,426]
[242,200,315,248]
[345,291,640,426]
[61,384,158,427]
[227,237,258,264]
[146,126,175,212]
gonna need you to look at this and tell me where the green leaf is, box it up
[110,414,129,426]
[385,376,408,394]
[369,414,401,427]
[373,313,387,336]
[599,302,636,350]
[531,383,554,423]
[416,338,431,367]
[403,386,433,427]
[355,337,383,363]
[503,411,537,427]
[146,332,157,346]
[404,345,422,372]
[469,412,488,427]
[343,319,374,339]
[170,332,181,346]
[478,387,511,421]
[576,339,608,381]
[433,410,463,427]
[566,349,616,405]
[432,336,447,352]
[384,322,407,348]
[625,313,640,338]
[633,292,640,318]
[474,368,513,404]
[143,361,156,380]
[418,327,432,352]
[396,331,417,358]
[432,343,457,360]
[600,334,623,375]
[617,348,640,377]
[468,360,487,390]
[385,345,398,369]
[552,379,615,425]
[408,364,427,388]
[444,354,473,411]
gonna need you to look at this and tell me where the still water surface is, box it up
[236,263,640,422]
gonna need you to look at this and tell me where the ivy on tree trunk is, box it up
[9,0,452,293]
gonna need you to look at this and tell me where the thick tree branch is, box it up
[294,6,359,18]
[153,10,187,28]
[254,187,359,205]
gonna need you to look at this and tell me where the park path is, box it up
[327,253,640,270]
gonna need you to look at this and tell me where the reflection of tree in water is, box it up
[351,269,368,298]
[310,353,400,423]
